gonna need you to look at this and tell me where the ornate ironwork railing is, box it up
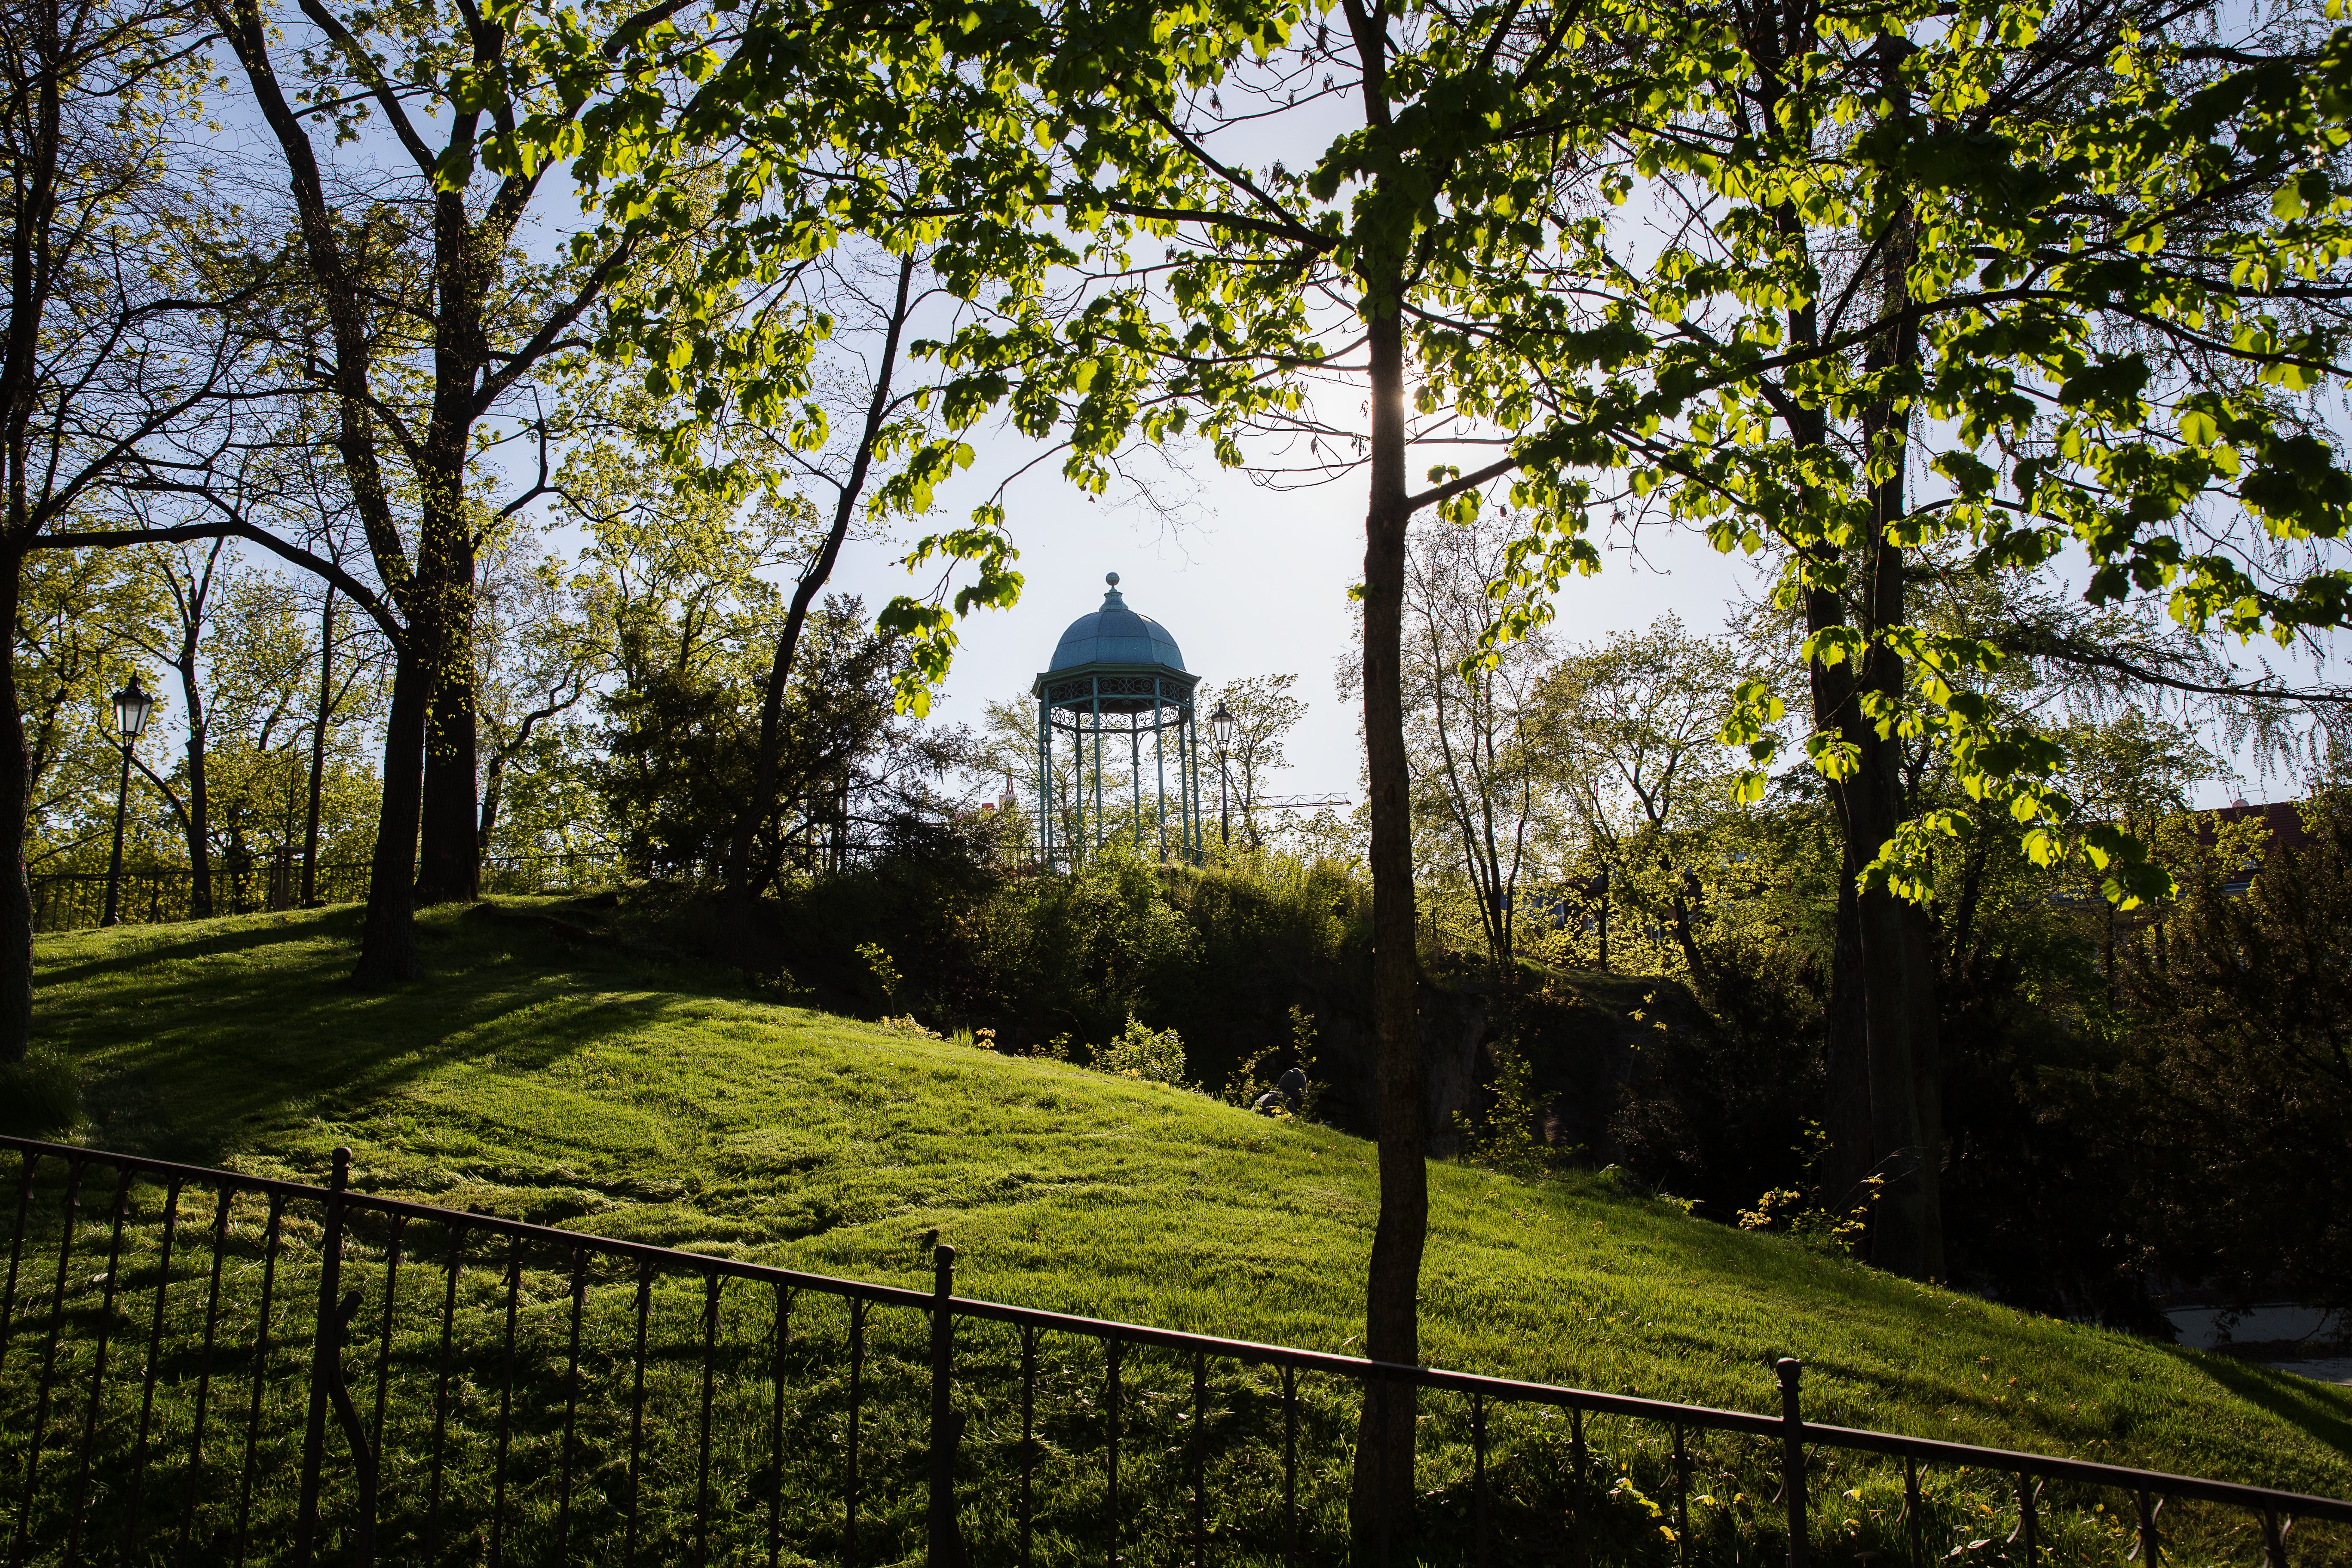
[26,854,622,934]
[3,1135,2346,1568]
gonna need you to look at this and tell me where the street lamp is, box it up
[101,676,156,928]
[1208,700,1234,848]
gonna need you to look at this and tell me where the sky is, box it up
[190,17,2336,822]
[815,433,2337,816]
[820,443,1767,805]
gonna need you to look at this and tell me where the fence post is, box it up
[1778,1358,1807,1568]
[295,1147,352,1565]
[929,1243,966,1568]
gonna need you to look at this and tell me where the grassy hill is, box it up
[21,896,2352,1513]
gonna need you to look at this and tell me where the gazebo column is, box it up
[1187,704,1203,862]
[1182,697,1197,860]
[1177,703,1192,862]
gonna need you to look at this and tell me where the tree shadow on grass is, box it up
[32,903,370,989]
[33,903,677,1167]
[2162,1346,2352,1465]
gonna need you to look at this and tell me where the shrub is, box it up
[1222,1041,1277,1108]
[857,942,903,1012]
[1461,1035,1550,1176]
[761,844,1369,1091]
[1090,1016,1189,1087]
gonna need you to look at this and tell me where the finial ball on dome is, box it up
[1106,571,1120,586]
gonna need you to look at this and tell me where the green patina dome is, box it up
[1044,573,1188,674]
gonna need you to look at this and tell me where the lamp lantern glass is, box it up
[113,677,156,740]
[1210,701,1234,750]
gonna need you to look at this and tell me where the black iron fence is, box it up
[27,863,368,933]
[27,855,622,934]
[3,1135,2347,1568]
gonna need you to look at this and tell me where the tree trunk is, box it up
[377,440,474,942]
[353,645,427,985]
[1852,521,1925,1274]
[178,654,213,918]
[1902,899,1947,1276]
[1856,863,1928,1271]
[416,523,478,903]
[1822,876,1873,1216]
[1349,288,1426,1561]
[0,547,33,1062]
[1851,175,1943,1277]
[1805,569,1883,1230]
[1597,870,1609,971]
[1666,859,1707,991]
[1772,154,1883,1229]
[302,585,333,905]
[1829,511,1935,1277]
[417,677,478,901]
[477,748,505,857]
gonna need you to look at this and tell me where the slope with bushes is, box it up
[15,898,2350,1503]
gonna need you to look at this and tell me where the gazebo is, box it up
[1033,573,1203,865]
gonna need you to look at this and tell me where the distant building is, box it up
[2191,799,2311,896]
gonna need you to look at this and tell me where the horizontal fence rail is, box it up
[27,855,623,933]
[2,1135,2346,1568]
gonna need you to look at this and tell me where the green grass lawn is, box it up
[21,897,2352,1518]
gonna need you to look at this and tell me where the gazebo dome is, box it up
[1045,573,1187,673]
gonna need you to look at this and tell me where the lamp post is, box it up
[101,676,157,928]
[1209,700,1234,848]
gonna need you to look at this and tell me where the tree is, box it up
[1390,518,1553,972]
[12,547,167,876]
[122,535,227,913]
[557,438,800,878]
[2113,790,2352,1320]
[978,692,1131,858]
[199,0,794,980]
[473,533,591,861]
[781,0,1672,1534]
[547,429,926,882]
[0,0,260,1055]
[724,245,937,911]
[1197,673,1307,849]
[1536,615,1744,983]
[759,599,916,877]
[684,0,2352,1513]
[594,591,913,880]
[1451,0,2352,1279]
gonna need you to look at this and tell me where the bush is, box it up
[759,844,1368,1093]
[2109,790,2352,1321]
[1089,1016,1190,1086]
[0,1048,81,1138]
